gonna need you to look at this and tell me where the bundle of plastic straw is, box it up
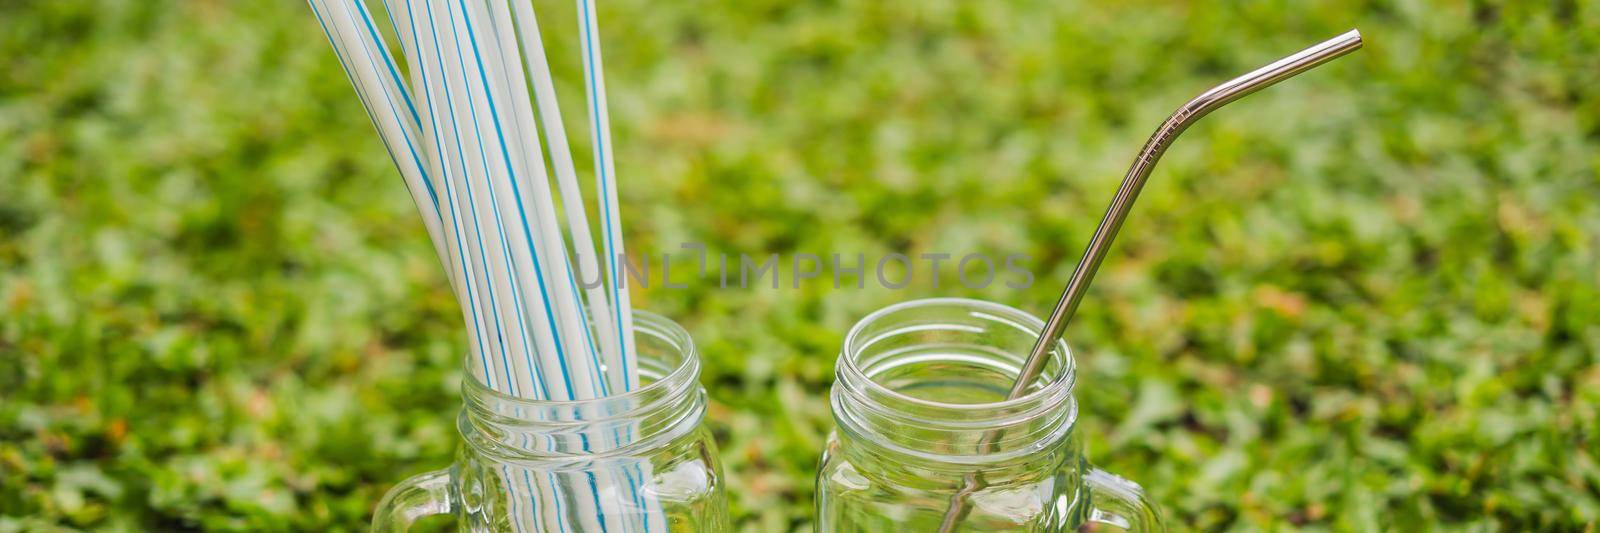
[306,0,660,528]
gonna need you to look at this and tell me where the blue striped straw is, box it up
[311,0,660,528]
[573,1,665,529]
[306,0,500,388]
[507,0,623,392]
[457,2,636,524]
[306,0,448,273]
[428,6,546,401]
[452,0,625,529]
[424,2,597,528]
[576,0,640,395]
[462,3,647,527]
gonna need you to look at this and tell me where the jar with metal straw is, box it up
[817,30,1364,532]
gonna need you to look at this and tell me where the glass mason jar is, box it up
[816,298,1162,532]
[373,311,729,531]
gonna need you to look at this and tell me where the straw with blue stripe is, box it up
[309,0,665,529]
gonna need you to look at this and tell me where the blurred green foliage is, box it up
[3,0,1599,530]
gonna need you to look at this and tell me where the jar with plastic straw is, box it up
[373,311,729,531]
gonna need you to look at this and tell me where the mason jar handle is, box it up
[371,469,453,532]
[1084,467,1164,532]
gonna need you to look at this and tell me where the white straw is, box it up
[404,0,514,392]
[507,0,623,392]
[312,0,661,528]
[455,0,550,402]
[575,0,639,392]
[571,3,664,528]
[306,0,449,272]
[444,0,563,401]
[476,0,558,403]
[448,0,628,529]
[443,0,578,403]
[307,0,501,389]
[493,5,663,531]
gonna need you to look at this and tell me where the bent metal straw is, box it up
[307,0,658,529]
[1012,29,1365,397]
[938,29,1365,532]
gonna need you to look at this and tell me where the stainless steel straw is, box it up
[938,29,1363,532]
[1011,29,1363,399]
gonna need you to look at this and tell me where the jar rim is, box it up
[838,297,1076,413]
[461,310,699,412]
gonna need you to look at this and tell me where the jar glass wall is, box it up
[374,311,728,532]
[816,298,1161,532]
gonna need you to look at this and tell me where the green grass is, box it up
[3,0,1599,530]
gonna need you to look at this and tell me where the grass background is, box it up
[3,0,1599,530]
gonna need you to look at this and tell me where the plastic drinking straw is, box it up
[314,0,658,528]
[468,0,633,528]
[450,0,604,403]
[443,0,551,401]
[576,0,640,392]
[310,1,559,525]
[377,0,418,82]
[476,0,609,401]
[436,2,607,528]
[480,4,657,527]
[446,1,546,401]
[476,0,567,404]
[408,0,523,394]
[507,0,623,392]
[936,30,1365,532]
[305,0,449,273]
[475,0,564,402]
[382,0,507,393]
[307,0,500,385]
[504,4,666,528]
[457,2,640,528]
[566,2,668,528]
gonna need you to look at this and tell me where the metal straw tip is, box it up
[1336,28,1363,50]
[1323,29,1363,56]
